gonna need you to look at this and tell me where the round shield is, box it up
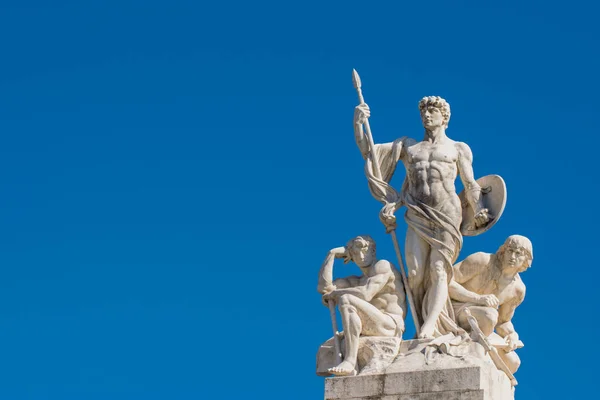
[458,175,507,237]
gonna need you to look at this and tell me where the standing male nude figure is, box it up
[354,96,491,338]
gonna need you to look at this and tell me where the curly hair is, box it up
[418,96,451,127]
[343,235,376,264]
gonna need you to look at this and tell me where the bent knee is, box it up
[483,308,499,325]
[502,351,521,374]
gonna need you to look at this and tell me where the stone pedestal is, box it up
[317,336,402,376]
[323,339,514,400]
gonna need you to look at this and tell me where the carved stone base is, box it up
[317,336,402,376]
[324,339,514,400]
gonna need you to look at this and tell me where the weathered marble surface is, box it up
[450,235,533,374]
[315,70,531,399]
[317,336,402,377]
[317,236,407,376]
[354,94,494,339]
[325,339,513,400]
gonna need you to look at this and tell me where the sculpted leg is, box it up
[457,306,499,337]
[329,296,362,376]
[405,228,429,327]
[499,350,521,374]
[328,294,396,376]
[419,251,448,339]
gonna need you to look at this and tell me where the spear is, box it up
[328,301,343,365]
[464,308,518,386]
[352,69,421,336]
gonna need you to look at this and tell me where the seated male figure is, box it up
[317,235,406,376]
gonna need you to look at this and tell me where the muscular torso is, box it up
[366,267,406,319]
[460,260,525,306]
[341,263,406,319]
[402,138,462,219]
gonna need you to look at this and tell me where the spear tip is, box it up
[352,69,362,89]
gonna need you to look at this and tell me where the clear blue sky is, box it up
[0,1,597,399]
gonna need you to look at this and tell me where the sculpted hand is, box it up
[474,208,493,229]
[329,246,347,259]
[322,289,341,304]
[505,332,520,352]
[354,103,371,126]
[321,285,337,306]
[379,202,400,233]
[478,294,500,308]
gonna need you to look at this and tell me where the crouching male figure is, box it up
[449,235,533,373]
[317,235,406,376]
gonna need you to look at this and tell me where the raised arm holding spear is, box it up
[351,69,420,336]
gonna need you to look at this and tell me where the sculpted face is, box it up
[420,106,445,129]
[501,243,528,271]
[348,238,375,268]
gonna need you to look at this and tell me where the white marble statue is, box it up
[317,235,406,376]
[449,235,532,373]
[315,71,527,400]
[354,96,492,338]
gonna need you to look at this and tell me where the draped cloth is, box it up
[363,138,406,231]
[364,138,464,337]
[403,193,464,336]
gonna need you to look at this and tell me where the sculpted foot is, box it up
[418,324,435,339]
[328,361,357,376]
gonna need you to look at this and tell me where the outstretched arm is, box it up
[497,292,525,338]
[449,259,479,302]
[449,253,499,307]
[449,280,483,303]
[496,282,525,351]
